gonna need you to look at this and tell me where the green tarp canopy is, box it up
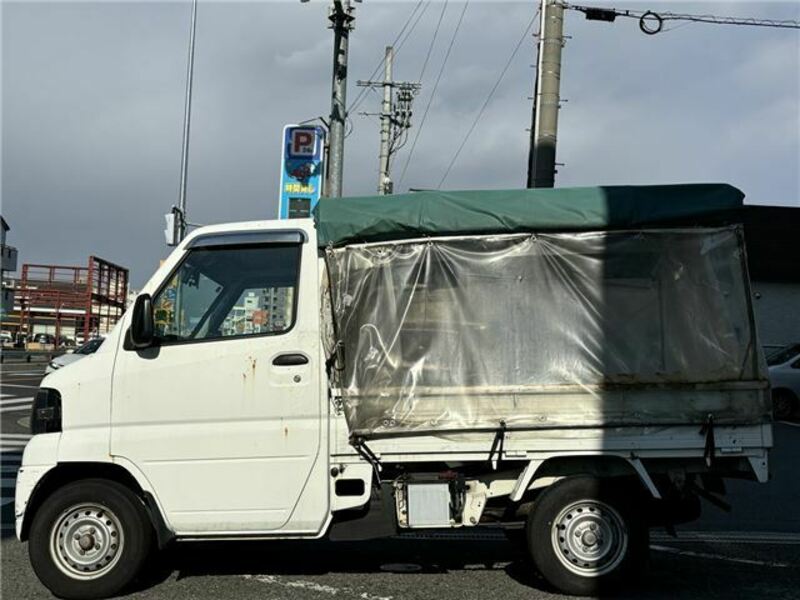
[314,183,744,247]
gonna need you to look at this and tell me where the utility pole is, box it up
[326,0,355,198]
[176,0,198,241]
[526,0,564,188]
[358,46,420,195]
[377,46,394,195]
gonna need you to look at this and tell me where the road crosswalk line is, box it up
[1,452,23,509]
[0,397,34,406]
[0,407,32,414]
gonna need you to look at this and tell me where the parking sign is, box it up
[279,125,326,219]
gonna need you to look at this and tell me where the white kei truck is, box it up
[16,185,771,599]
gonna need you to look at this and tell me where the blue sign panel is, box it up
[278,125,326,219]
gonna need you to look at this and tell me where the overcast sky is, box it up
[2,1,798,286]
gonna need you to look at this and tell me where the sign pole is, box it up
[177,0,198,240]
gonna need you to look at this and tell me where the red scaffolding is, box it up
[16,256,129,345]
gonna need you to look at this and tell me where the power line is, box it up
[348,0,426,114]
[438,11,538,189]
[418,0,449,82]
[396,0,433,53]
[348,0,429,115]
[397,1,470,189]
[564,3,800,34]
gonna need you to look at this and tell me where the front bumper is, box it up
[14,434,59,540]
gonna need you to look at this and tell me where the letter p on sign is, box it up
[291,129,316,157]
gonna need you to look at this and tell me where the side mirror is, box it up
[130,294,155,348]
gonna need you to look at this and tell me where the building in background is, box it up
[743,205,800,351]
[1,216,19,334]
[5,256,129,347]
[1,218,18,323]
[221,287,294,336]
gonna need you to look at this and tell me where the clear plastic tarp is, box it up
[325,227,767,436]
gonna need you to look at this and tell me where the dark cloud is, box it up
[2,1,798,287]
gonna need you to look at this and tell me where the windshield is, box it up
[767,344,800,366]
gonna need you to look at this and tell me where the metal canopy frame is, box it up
[16,256,129,345]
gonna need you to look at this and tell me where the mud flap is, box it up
[328,483,398,541]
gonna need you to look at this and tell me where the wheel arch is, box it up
[519,454,659,501]
[20,462,174,548]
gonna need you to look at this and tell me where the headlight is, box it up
[31,388,62,434]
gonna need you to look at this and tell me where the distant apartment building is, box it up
[222,286,294,337]
[1,216,19,327]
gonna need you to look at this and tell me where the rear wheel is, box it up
[526,476,647,596]
[29,479,153,600]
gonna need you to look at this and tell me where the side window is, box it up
[152,244,300,343]
[220,286,295,336]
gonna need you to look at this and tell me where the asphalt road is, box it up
[2,365,800,599]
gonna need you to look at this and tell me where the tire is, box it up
[772,390,797,421]
[526,476,648,596]
[28,479,154,600]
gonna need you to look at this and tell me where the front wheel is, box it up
[526,476,648,596]
[28,479,153,600]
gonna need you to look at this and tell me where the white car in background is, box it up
[768,343,800,420]
[45,337,104,374]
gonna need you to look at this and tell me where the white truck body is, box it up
[15,217,771,597]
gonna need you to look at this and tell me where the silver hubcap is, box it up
[50,503,124,580]
[551,500,628,577]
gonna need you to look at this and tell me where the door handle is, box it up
[272,353,309,366]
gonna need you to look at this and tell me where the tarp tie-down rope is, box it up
[699,413,716,467]
[351,435,383,475]
[488,420,508,470]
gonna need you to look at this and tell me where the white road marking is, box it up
[243,574,392,600]
[0,442,29,450]
[650,544,790,567]
[1,372,45,377]
[0,397,34,406]
[0,384,39,389]
[0,398,33,413]
[0,406,32,414]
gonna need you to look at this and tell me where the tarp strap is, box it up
[351,436,383,474]
[325,340,344,379]
[699,413,715,467]
[488,420,508,471]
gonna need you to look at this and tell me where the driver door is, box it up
[111,229,328,534]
